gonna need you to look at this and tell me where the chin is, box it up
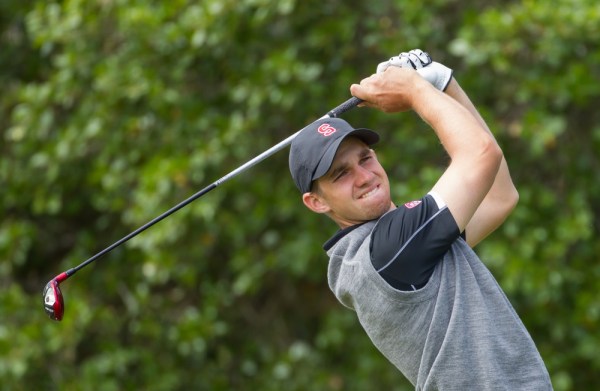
[364,200,392,220]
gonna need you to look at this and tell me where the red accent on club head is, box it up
[55,272,69,283]
[43,279,64,321]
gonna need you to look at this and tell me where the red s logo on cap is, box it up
[318,123,336,137]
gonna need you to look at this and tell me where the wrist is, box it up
[409,76,440,108]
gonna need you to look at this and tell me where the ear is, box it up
[302,192,331,214]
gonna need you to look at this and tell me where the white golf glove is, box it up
[376,49,453,91]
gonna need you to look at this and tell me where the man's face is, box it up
[306,137,393,228]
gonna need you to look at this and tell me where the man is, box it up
[288,50,552,389]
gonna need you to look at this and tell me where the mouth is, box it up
[358,184,380,199]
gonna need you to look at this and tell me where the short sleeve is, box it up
[369,193,461,290]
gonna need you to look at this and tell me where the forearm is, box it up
[444,78,519,245]
[444,79,495,141]
[411,80,498,167]
[444,78,518,203]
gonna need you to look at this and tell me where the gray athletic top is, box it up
[325,197,553,390]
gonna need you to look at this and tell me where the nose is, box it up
[354,165,374,187]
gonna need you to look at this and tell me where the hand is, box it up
[350,67,433,113]
[377,49,453,91]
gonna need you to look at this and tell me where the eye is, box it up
[334,170,348,181]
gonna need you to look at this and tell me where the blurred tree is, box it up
[0,0,598,390]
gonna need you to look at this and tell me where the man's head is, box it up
[289,118,393,228]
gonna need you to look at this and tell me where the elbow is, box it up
[496,187,519,226]
[494,150,520,218]
[480,136,503,176]
[496,147,519,213]
[506,180,519,214]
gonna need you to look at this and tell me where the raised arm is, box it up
[443,79,519,247]
[350,67,503,236]
[365,49,518,247]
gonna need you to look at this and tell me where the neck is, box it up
[333,202,396,229]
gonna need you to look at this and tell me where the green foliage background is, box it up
[1,0,599,389]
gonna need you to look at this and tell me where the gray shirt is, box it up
[326,219,553,390]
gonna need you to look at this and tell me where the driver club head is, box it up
[43,279,64,321]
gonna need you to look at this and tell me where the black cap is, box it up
[289,118,379,193]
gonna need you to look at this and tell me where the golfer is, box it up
[289,50,552,389]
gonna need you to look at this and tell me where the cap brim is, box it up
[312,128,379,182]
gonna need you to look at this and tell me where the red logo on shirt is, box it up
[317,123,336,137]
[404,200,422,209]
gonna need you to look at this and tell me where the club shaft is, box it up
[65,96,362,277]
[67,182,217,276]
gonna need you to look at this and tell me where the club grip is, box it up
[326,96,363,118]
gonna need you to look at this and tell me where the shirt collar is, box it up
[322,223,366,251]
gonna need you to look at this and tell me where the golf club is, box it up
[43,96,363,321]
